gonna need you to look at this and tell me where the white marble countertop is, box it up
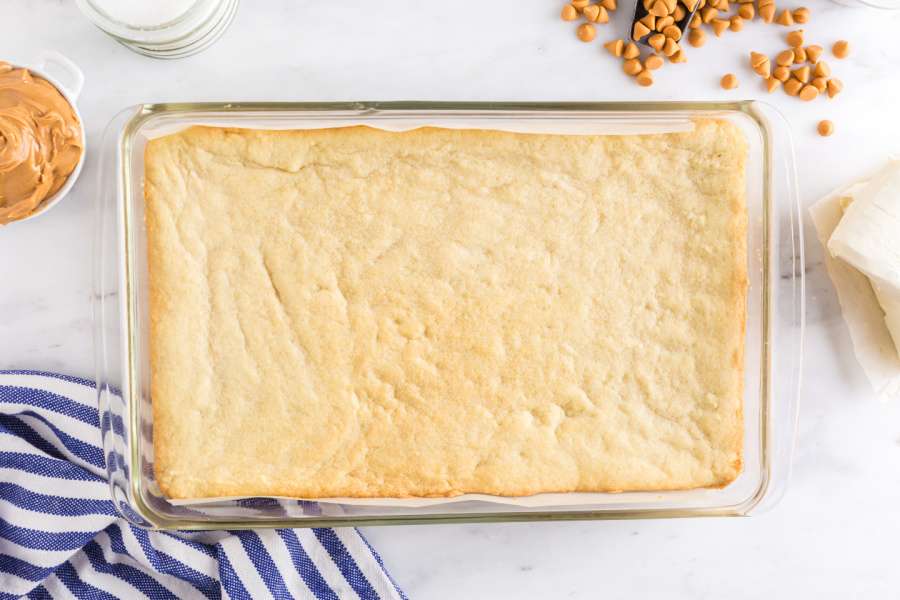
[3,1,900,597]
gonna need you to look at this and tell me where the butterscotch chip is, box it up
[662,37,680,56]
[577,23,597,41]
[806,45,823,63]
[738,3,754,19]
[624,41,641,59]
[711,18,729,36]
[759,4,775,23]
[682,0,700,10]
[689,13,702,28]
[572,0,590,8]
[688,28,706,47]
[729,16,743,31]
[786,29,804,48]
[833,40,850,59]
[633,21,651,40]
[636,71,654,86]
[669,49,687,62]
[595,6,610,22]
[773,66,790,82]
[674,5,686,20]
[813,61,830,78]
[650,0,670,16]
[811,77,827,93]
[623,57,644,75]
[640,13,657,28]
[818,120,834,136]
[600,0,617,9]
[663,24,683,40]
[719,0,730,11]
[720,73,738,89]
[799,84,818,101]
[750,52,771,78]
[643,0,654,10]
[793,47,807,64]
[765,77,781,93]
[657,15,675,30]
[826,77,843,98]
[645,54,665,70]
[663,0,678,12]
[792,7,810,23]
[792,65,810,83]
[775,9,793,25]
[701,6,718,22]
[561,4,579,20]
[784,78,802,96]
[776,49,795,67]
[604,39,625,56]
[648,33,667,51]
[583,3,601,20]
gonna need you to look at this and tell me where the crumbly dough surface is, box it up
[145,122,747,499]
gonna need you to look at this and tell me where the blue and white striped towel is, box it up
[0,370,407,600]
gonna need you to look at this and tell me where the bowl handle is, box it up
[33,50,84,101]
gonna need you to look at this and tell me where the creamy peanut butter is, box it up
[0,61,83,225]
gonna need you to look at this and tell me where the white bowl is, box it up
[6,51,86,225]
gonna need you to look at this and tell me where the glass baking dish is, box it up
[94,101,803,529]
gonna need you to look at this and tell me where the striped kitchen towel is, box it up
[0,370,408,600]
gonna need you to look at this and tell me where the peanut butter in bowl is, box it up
[0,61,83,225]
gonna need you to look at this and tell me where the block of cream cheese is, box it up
[828,160,900,360]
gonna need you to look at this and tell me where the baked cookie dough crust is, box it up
[145,121,747,499]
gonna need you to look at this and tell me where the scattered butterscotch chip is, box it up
[813,61,830,78]
[623,41,641,59]
[711,18,729,36]
[604,39,625,56]
[640,13,656,29]
[584,4,601,21]
[738,3,755,19]
[759,4,775,23]
[720,73,738,89]
[674,4,686,20]
[670,49,688,62]
[701,6,718,23]
[793,47,807,64]
[776,49,795,67]
[799,84,818,101]
[636,71,654,86]
[806,45,823,63]
[750,52,772,78]
[688,28,706,47]
[773,66,790,81]
[662,37,680,56]
[650,0,670,16]
[818,120,834,137]
[786,29,804,48]
[765,77,781,93]
[645,54,665,70]
[826,77,843,98]
[595,6,610,22]
[833,40,850,59]
[561,4,579,20]
[577,22,596,41]
[633,21,651,40]
[729,15,744,31]
[648,33,666,52]
[600,0,617,9]
[623,58,643,75]
[689,13,702,28]
[775,9,794,25]
[663,24,683,40]
[792,7,810,23]
[657,15,675,29]
[784,79,802,96]
[811,77,827,93]
[792,65,810,83]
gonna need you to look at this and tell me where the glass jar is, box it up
[74,0,239,59]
